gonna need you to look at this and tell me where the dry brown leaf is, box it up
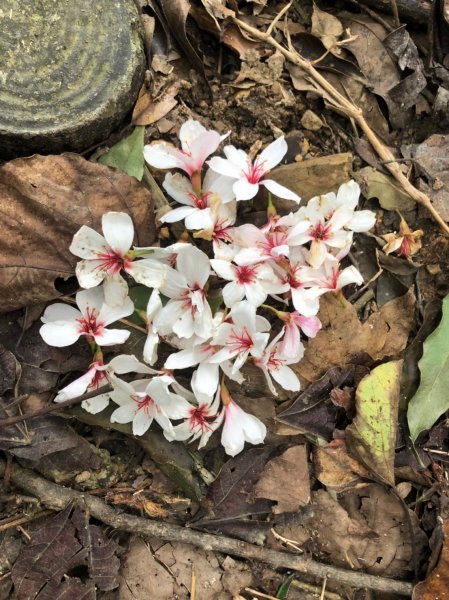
[0,153,156,313]
[313,439,369,493]
[295,290,415,383]
[413,519,449,599]
[132,83,180,126]
[253,445,310,513]
[311,3,344,53]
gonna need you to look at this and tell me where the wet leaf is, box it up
[346,361,402,486]
[98,126,145,180]
[354,166,415,211]
[0,154,156,312]
[253,445,310,513]
[408,293,449,441]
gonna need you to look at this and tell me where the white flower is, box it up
[209,301,270,373]
[164,387,223,449]
[55,354,155,414]
[232,223,291,265]
[110,375,192,436]
[144,120,228,177]
[161,168,235,231]
[209,137,300,202]
[308,180,376,232]
[302,256,363,292]
[278,311,321,359]
[211,258,286,307]
[70,212,167,306]
[153,245,213,340]
[287,205,354,268]
[40,287,134,348]
[143,289,163,366]
[254,331,302,395]
[220,393,266,456]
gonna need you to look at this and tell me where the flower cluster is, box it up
[40,120,375,456]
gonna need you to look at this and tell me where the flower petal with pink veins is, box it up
[208,155,241,179]
[258,136,288,170]
[233,179,259,201]
[144,142,181,170]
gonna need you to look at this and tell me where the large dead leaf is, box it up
[295,290,415,383]
[0,153,156,312]
[313,439,369,493]
[253,445,310,513]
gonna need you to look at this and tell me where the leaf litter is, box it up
[3,0,449,598]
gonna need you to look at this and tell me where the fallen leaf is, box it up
[311,3,344,53]
[342,14,411,128]
[0,345,20,395]
[354,166,416,211]
[277,367,354,440]
[132,84,180,126]
[0,154,156,313]
[403,134,449,221]
[266,152,353,212]
[408,292,449,441]
[98,126,145,180]
[313,438,369,493]
[413,519,449,599]
[253,446,310,513]
[295,290,415,383]
[346,361,402,486]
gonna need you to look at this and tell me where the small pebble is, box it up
[301,109,324,131]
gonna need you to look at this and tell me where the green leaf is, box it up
[346,361,402,486]
[407,294,449,441]
[98,126,145,180]
[276,575,295,599]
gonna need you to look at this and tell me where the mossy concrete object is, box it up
[0,0,145,158]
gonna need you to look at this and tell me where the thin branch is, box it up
[0,459,413,596]
[0,385,112,428]
[232,13,449,236]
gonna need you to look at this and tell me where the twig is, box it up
[232,13,449,236]
[0,510,53,533]
[0,385,112,428]
[389,0,401,26]
[0,459,413,596]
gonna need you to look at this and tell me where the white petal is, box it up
[54,368,96,401]
[164,346,204,370]
[337,266,363,288]
[208,155,241,179]
[82,394,110,414]
[103,275,129,307]
[308,240,328,268]
[222,281,244,307]
[40,322,81,347]
[126,259,167,288]
[348,210,376,232]
[102,212,134,255]
[241,411,267,444]
[244,282,267,307]
[153,300,185,334]
[75,259,107,288]
[262,179,301,202]
[69,226,107,259]
[223,145,248,166]
[110,403,136,425]
[133,409,153,436]
[143,331,159,365]
[146,289,162,320]
[162,172,195,206]
[191,362,219,401]
[233,179,259,201]
[272,365,301,392]
[189,131,223,171]
[185,208,214,231]
[144,142,181,170]
[98,295,134,325]
[109,354,153,374]
[336,180,360,210]
[41,303,81,323]
[258,136,287,170]
[179,119,207,147]
[76,287,105,317]
[176,245,210,287]
[160,206,197,224]
[94,327,130,346]
[210,259,236,281]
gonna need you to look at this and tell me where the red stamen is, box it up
[235,265,256,285]
[227,326,253,353]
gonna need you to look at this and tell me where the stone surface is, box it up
[0,0,145,158]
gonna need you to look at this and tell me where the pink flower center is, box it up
[179,285,204,314]
[89,366,109,389]
[96,248,129,275]
[244,158,267,184]
[188,404,215,433]
[227,326,253,353]
[133,394,157,416]
[188,191,212,210]
[236,265,257,285]
[213,220,233,242]
[311,222,331,242]
[258,231,288,257]
[77,307,105,337]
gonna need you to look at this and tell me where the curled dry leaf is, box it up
[313,438,369,493]
[311,3,344,54]
[0,153,156,313]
